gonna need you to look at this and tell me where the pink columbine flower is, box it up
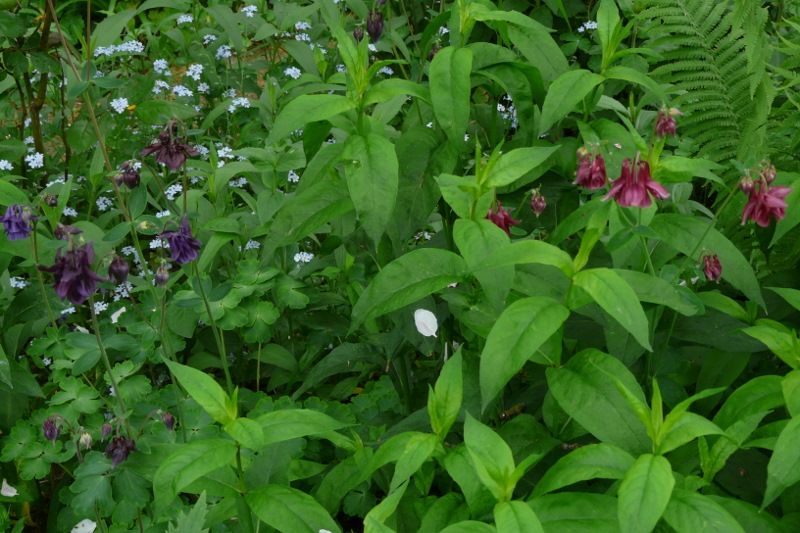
[604,159,669,208]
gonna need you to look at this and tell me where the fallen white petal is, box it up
[1,479,18,497]
[110,306,127,324]
[414,309,438,338]
[71,519,97,533]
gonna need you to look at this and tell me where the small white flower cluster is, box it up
[378,66,394,76]
[165,183,183,201]
[63,207,78,217]
[150,237,169,249]
[293,251,314,264]
[155,210,171,218]
[244,239,260,250]
[229,177,248,188]
[223,88,237,98]
[284,66,302,80]
[177,14,193,25]
[414,231,432,241]
[96,196,113,211]
[577,20,598,33]
[368,43,378,53]
[9,277,28,289]
[61,306,76,316]
[497,100,518,129]
[216,45,233,60]
[110,97,129,114]
[287,170,300,183]
[0,160,13,171]
[93,300,108,314]
[190,175,204,185]
[25,152,44,169]
[46,176,66,187]
[228,97,251,113]
[24,136,34,145]
[194,144,210,158]
[153,59,169,74]
[241,5,258,17]
[121,246,143,274]
[203,34,217,45]
[187,63,204,81]
[197,82,210,94]
[152,80,170,95]
[113,281,133,301]
[336,64,346,73]
[172,85,193,97]
[94,40,145,57]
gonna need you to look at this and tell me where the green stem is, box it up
[31,228,58,330]
[682,185,739,270]
[193,263,233,392]
[235,446,256,533]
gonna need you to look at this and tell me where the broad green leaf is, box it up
[390,433,438,493]
[571,268,652,350]
[707,496,783,533]
[697,291,749,322]
[153,439,237,514]
[547,350,650,454]
[783,370,800,417]
[663,490,745,533]
[529,493,619,532]
[364,482,408,532]
[91,9,136,48]
[615,270,703,316]
[480,297,570,409]
[205,4,244,49]
[268,95,355,143]
[0,180,28,206]
[743,319,800,369]
[454,218,512,308]
[440,522,496,533]
[533,443,635,496]
[473,239,574,278]
[506,25,568,81]
[763,416,800,507]
[135,100,197,124]
[350,248,467,329]
[657,413,723,455]
[166,491,209,533]
[701,412,768,481]
[255,409,349,446]
[596,0,620,58]
[464,414,516,502]
[770,179,800,246]
[539,70,604,135]
[70,453,114,517]
[419,494,469,533]
[444,446,496,518]
[494,501,545,533]
[649,214,764,307]
[364,79,430,105]
[617,454,674,533]
[604,67,666,102]
[769,286,800,312]
[166,361,234,425]
[430,46,473,142]
[342,133,399,243]
[223,418,265,450]
[0,344,9,389]
[486,147,560,188]
[713,375,783,430]
[428,350,463,439]
[246,484,340,533]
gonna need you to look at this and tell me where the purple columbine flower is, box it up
[105,436,136,467]
[108,255,130,284]
[154,263,170,286]
[115,161,141,189]
[366,11,384,42]
[161,217,201,264]
[1,204,33,241]
[140,124,198,171]
[40,242,105,304]
[43,416,60,442]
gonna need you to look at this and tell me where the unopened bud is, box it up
[530,190,547,217]
[739,176,755,195]
[79,432,93,450]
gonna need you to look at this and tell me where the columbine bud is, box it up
[530,189,547,217]
[101,423,113,440]
[739,176,755,195]
[44,194,58,207]
[162,411,175,431]
[353,26,364,42]
[366,11,383,42]
[703,254,722,283]
[108,255,130,284]
[154,264,170,286]
[655,109,677,137]
[43,416,60,442]
[79,432,93,450]
[761,162,777,184]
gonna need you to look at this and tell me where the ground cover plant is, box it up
[1,0,800,531]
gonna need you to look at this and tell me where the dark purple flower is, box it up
[1,204,33,241]
[140,125,198,171]
[486,202,520,234]
[154,264,170,286]
[40,243,105,304]
[574,150,607,190]
[43,416,60,442]
[162,411,175,431]
[115,161,141,189]
[604,159,670,208]
[161,217,201,264]
[54,223,82,241]
[741,181,791,228]
[530,190,546,217]
[108,255,130,284]
[655,111,677,137]
[366,11,383,42]
[703,254,722,282]
[353,26,365,42]
[105,436,136,467]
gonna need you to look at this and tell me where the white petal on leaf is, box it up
[414,309,438,337]
[1,479,18,497]
[71,519,97,533]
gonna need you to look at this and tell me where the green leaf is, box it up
[533,443,635,496]
[538,70,604,135]
[486,147,560,188]
[546,349,651,454]
[255,409,349,446]
[439,522,496,533]
[494,501,545,533]
[350,248,467,329]
[364,79,430,105]
[769,286,800,312]
[430,46,473,143]
[342,133,399,244]
[763,416,800,507]
[596,0,620,59]
[70,452,114,517]
[473,239,574,278]
[135,100,197,124]
[617,454,674,533]
[657,413,723,455]
[571,268,652,350]
[166,361,235,425]
[506,25,568,82]
[91,9,136,48]
[529,493,619,532]
[663,490,745,533]
[713,375,783,430]
[454,219,512,308]
[167,491,209,533]
[390,433,438,493]
[153,439,237,514]
[743,320,800,369]
[615,270,703,316]
[205,4,244,49]
[246,484,340,533]
[464,414,516,502]
[428,350,463,439]
[480,297,570,409]
[783,370,800,417]
[770,179,800,246]
[223,417,265,450]
[365,482,408,532]
[0,180,29,206]
[649,214,764,307]
[268,95,355,143]
[604,66,666,102]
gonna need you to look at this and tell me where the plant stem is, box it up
[193,263,233,392]
[31,228,58,330]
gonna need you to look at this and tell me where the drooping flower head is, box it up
[43,416,60,442]
[154,263,170,286]
[655,108,681,137]
[486,201,520,234]
[703,254,722,282]
[604,159,670,208]
[1,204,34,240]
[108,255,130,284]
[40,242,105,305]
[741,181,791,228]
[115,160,141,189]
[574,148,607,190]
[105,436,136,467]
[161,217,201,264]
[366,11,384,42]
[140,122,198,170]
[530,189,547,217]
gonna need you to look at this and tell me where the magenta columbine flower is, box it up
[41,243,104,304]
[105,436,136,467]
[486,202,520,234]
[140,124,198,170]
[1,204,33,240]
[604,159,669,208]
[655,109,679,137]
[574,150,607,190]
[741,181,791,228]
[703,254,722,282]
[530,190,546,217]
[162,217,201,264]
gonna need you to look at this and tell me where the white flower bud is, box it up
[414,309,438,338]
